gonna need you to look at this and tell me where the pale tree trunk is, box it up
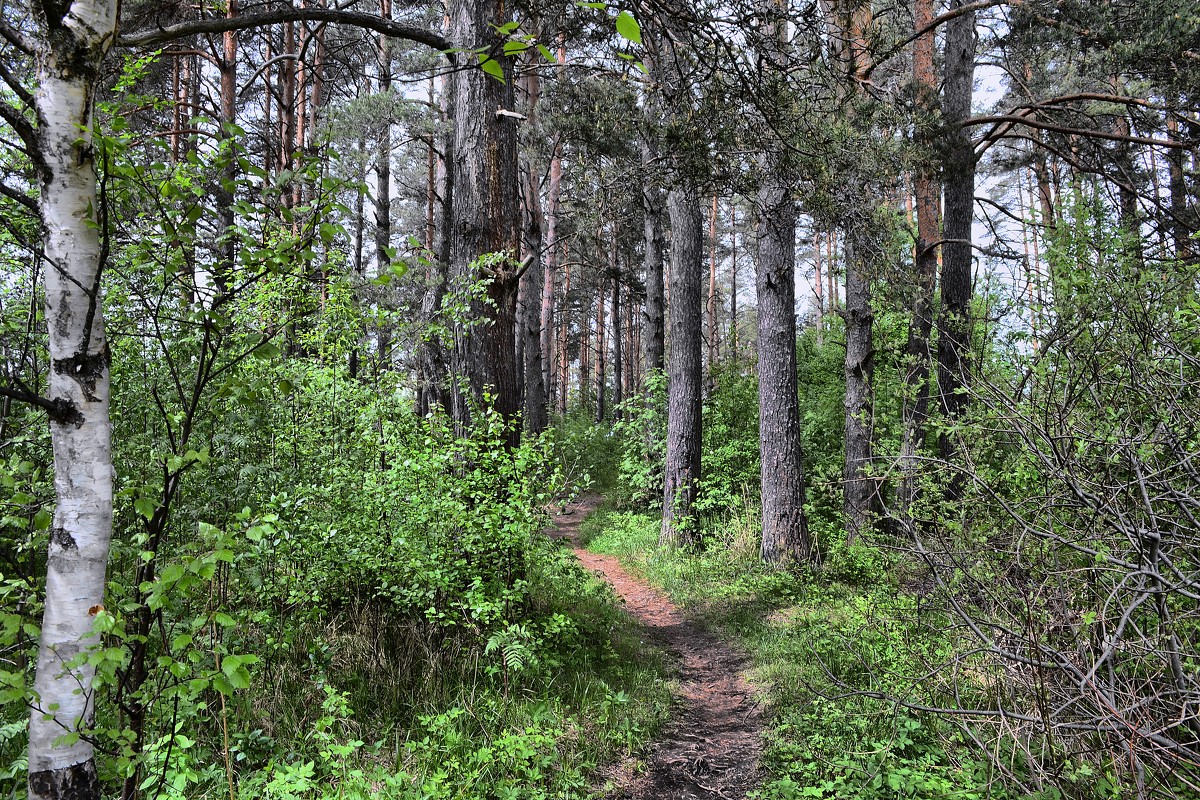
[540,39,565,412]
[936,0,977,472]
[29,0,118,795]
[661,185,704,548]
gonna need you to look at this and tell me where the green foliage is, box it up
[694,366,760,519]
[580,503,1013,800]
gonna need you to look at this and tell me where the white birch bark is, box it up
[28,0,117,794]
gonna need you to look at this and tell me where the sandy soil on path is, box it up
[547,496,764,800]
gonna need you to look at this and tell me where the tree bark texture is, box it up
[448,0,522,444]
[28,0,118,795]
[936,0,978,465]
[755,160,812,564]
[661,186,704,548]
[612,273,624,411]
[519,62,547,434]
[706,194,719,392]
[641,140,667,377]
[594,275,607,422]
[842,231,876,544]
[898,0,939,514]
[520,162,547,433]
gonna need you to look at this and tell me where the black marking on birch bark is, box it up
[52,349,109,403]
[47,396,85,426]
[50,527,78,550]
[29,761,101,800]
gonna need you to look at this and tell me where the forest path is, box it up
[547,496,764,800]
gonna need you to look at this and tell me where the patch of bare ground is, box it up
[547,496,764,800]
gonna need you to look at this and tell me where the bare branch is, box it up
[0,384,84,426]
[967,112,1193,149]
[0,180,38,214]
[118,8,452,56]
[0,19,36,54]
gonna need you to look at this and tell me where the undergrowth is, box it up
[580,505,1033,800]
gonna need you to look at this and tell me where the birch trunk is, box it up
[29,0,118,795]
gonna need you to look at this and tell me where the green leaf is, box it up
[252,341,282,360]
[480,56,505,82]
[615,11,641,44]
[212,673,234,696]
[160,563,185,584]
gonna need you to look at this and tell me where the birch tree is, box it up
[3,5,449,795]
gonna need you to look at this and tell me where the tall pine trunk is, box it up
[842,230,876,543]
[448,0,522,444]
[898,0,939,515]
[754,0,812,564]
[755,158,812,563]
[661,186,704,547]
[936,0,978,470]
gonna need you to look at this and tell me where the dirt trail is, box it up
[548,496,764,800]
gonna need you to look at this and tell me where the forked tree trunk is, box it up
[29,1,118,796]
[661,186,704,548]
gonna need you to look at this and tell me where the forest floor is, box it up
[547,496,765,799]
